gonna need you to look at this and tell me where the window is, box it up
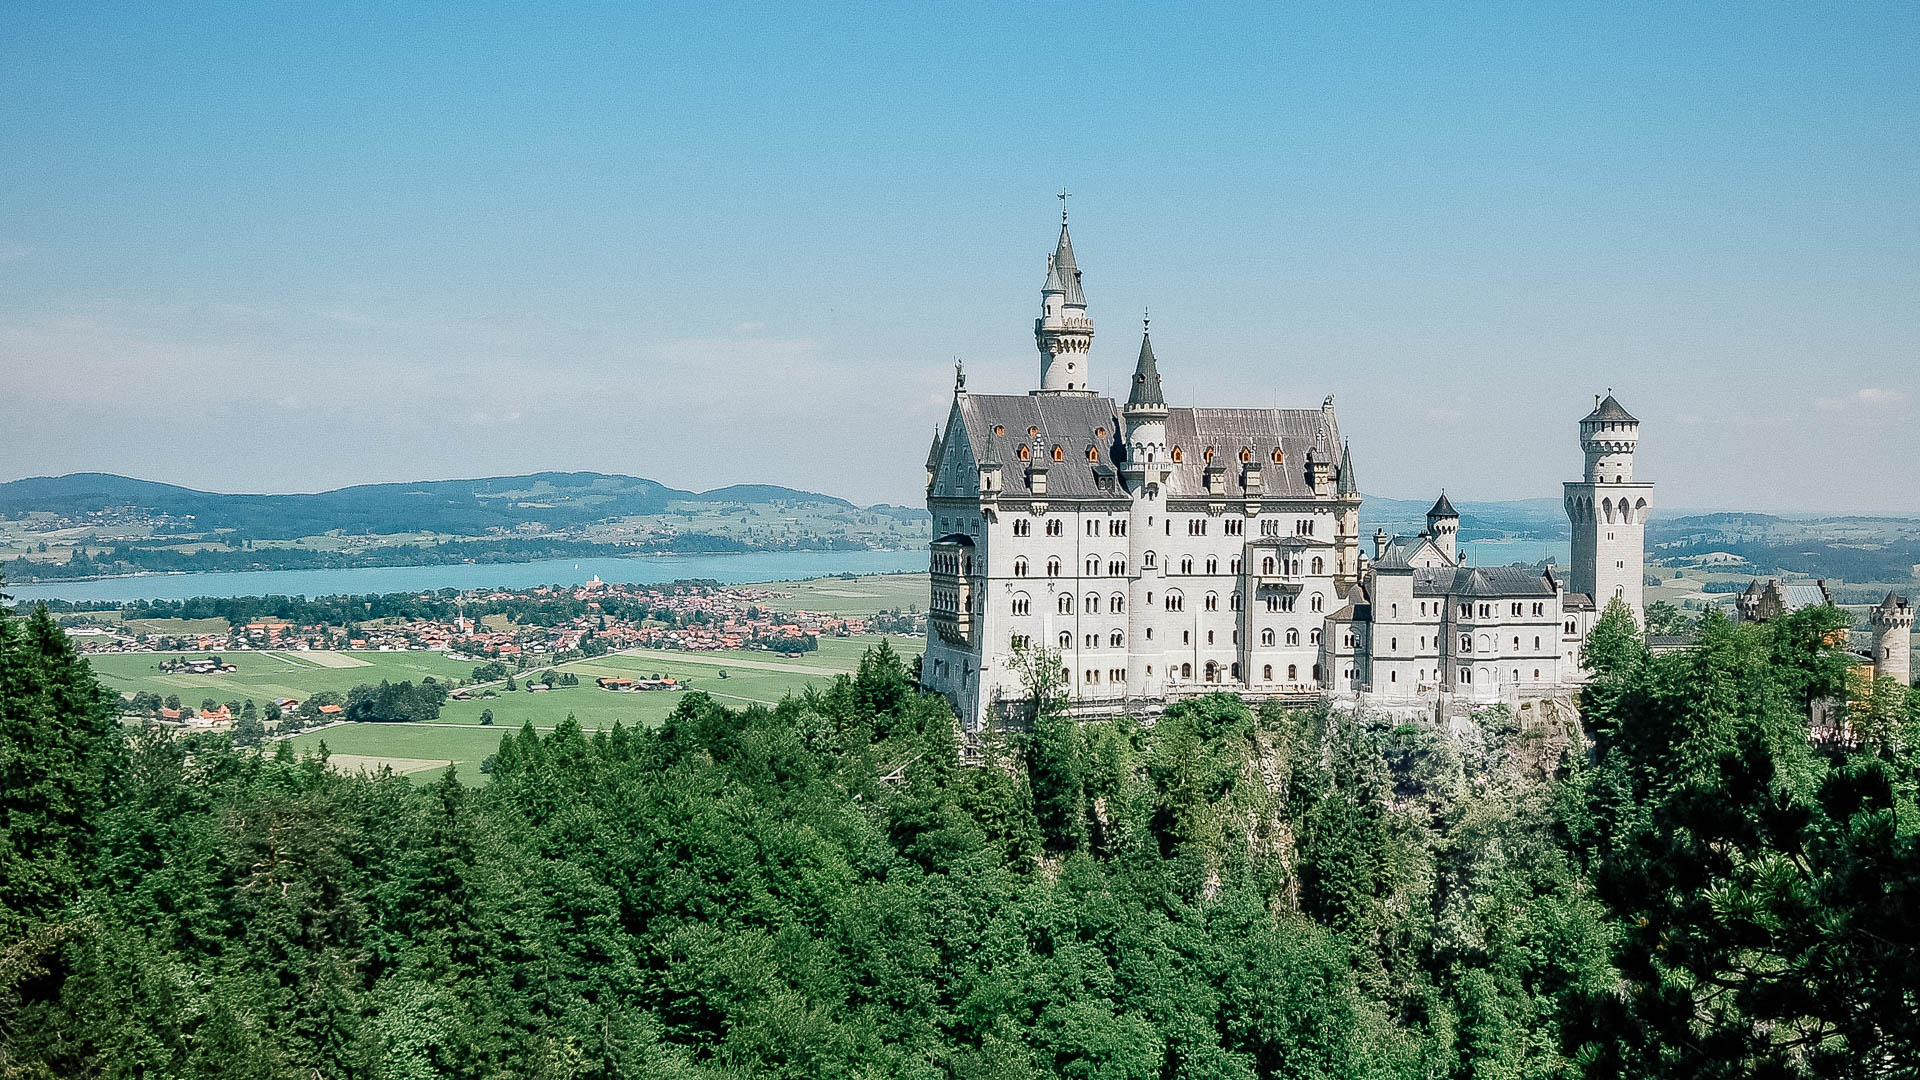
[1018,445,1031,461]
[1230,557,1241,574]
[1295,519,1315,536]
[1461,634,1472,652]
[1265,595,1280,612]
[1011,594,1030,616]
[1142,551,1156,568]
[1111,593,1125,613]
[1224,518,1243,535]
[1087,519,1099,536]
[1086,445,1098,462]
[1479,604,1491,619]
[1110,630,1123,648]
[1261,520,1280,537]
[1171,446,1184,463]
[1263,664,1273,680]
[1111,668,1124,683]
[1565,619,1576,635]
[1205,661,1218,681]
[1085,634,1097,649]
[1262,556,1276,575]
[1229,592,1242,611]
[1188,519,1207,536]
[1013,519,1030,536]
[1272,447,1284,463]
[1261,628,1275,646]
[1047,558,1060,577]
[1014,557,1028,577]
[1204,592,1219,612]
[1206,630,1215,644]
[1389,637,1397,651]
[1533,668,1541,679]
[1204,557,1217,575]
[1051,445,1064,462]
[1311,556,1323,575]
[1057,594,1073,614]
[1058,631,1072,649]
[1534,636,1541,649]
[1109,559,1125,575]
[1285,628,1299,646]
[1109,520,1127,536]
[1011,634,1029,649]
[1511,603,1522,617]
[1045,518,1063,537]
[1287,663,1297,680]
[1230,662,1241,680]
[1181,663,1192,679]
[1182,630,1190,644]
[1165,591,1184,612]
[1343,632,1355,648]
[1085,669,1099,683]
[1180,556,1193,574]
[1085,555,1100,576]
[1309,629,1321,645]
[1461,603,1472,618]
[1532,602,1544,616]
[1311,593,1324,613]
[1085,593,1100,613]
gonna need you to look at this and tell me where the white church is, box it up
[921,211,1651,730]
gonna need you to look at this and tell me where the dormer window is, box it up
[1018,445,1031,462]
[1028,426,1040,437]
[1272,447,1284,463]
[1240,447,1253,463]
[993,425,1005,436]
[1171,447,1184,463]
[1203,447,1215,463]
[1094,427,1106,439]
[1085,445,1098,462]
[1052,445,1065,463]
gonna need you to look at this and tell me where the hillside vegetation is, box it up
[2,601,1918,1077]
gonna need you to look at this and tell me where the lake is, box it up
[4,538,1568,605]
[4,549,928,604]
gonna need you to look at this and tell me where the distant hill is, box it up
[1360,495,1570,539]
[0,472,891,540]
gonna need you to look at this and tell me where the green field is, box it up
[137,634,924,784]
[760,573,927,615]
[88,649,475,705]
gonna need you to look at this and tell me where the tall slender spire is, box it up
[1034,199,1094,394]
[1050,220,1086,307]
[1125,315,1165,412]
[1337,441,1357,495]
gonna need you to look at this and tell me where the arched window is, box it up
[1240,447,1253,463]
[1229,592,1242,611]
[1263,664,1273,680]
[1204,592,1219,611]
[1285,628,1299,646]
[1011,593,1030,616]
[1110,630,1123,648]
[1046,557,1060,577]
[1086,445,1098,462]
[1261,628,1275,646]
[1014,557,1027,577]
[1165,591,1184,612]
[1142,551,1156,568]
[1205,557,1218,574]
[1017,445,1031,462]
[1052,445,1065,463]
[1180,556,1193,574]
[1085,592,1100,613]
[1085,555,1100,576]
[1262,556,1276,575]
[1230,662,1240,680]
[1309,628,1321,645]
[1230,557,1241,574]
[1057,594,1073,614]
[1181,663,1192,679]
[1110,593,1125,613]
[1204,661,1218,682]
[1287,663,1297,681]
[1170,446,1184,463]
[1311,593,1324,613]
[1310,556,1323,575]
[1045,519,1062,537]
[1058,631,1072,649]
[1109,559,1125,575]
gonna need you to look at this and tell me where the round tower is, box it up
[1035,203,1094,394]
[1122,319,1169,700]
[1425,492,1459,564]
[1871,591,1913,686]
[1565,392,1653,622]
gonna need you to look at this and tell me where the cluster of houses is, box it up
[158,655,236,675]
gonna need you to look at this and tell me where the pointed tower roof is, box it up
[1337,441,1357,495]
[1427,492,1458,519]
[925,428,943,470]
[1877,590,1910,612]
[1583,393,1637,423]
[1125,322,1165,411]
[1050,222,1086,306]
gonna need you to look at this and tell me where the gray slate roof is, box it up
[1412,564,1555,598]
[1584,394,1636,423]
[1126,331,1165,409]
[1373,534,1438,570]
[953,394,1339,501]
[1046,223,1086,306]
[1428,492,1458,519]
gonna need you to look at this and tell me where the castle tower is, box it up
[1334,441,1362,589]
[1034,202,1094,394]
[1426,492,1459,564]
[1565,393,1653,622]
[1871,591,1913,686]
[1122,320,1169,699]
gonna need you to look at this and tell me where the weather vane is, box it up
[1058,188,1071,222]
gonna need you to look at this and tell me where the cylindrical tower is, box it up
[1035,210,1094,394]
[1871,592,1914,686]
[1565,393,1653,622]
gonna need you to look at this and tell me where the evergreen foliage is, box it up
[1,602,1915,1077]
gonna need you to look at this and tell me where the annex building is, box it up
[922,212,1650,730]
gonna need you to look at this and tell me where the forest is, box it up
[1,598,1917,1078]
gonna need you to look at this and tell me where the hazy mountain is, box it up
[0,472,898,540]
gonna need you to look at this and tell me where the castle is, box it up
[921,212,1649,730]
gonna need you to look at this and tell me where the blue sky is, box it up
[2,3,1915,511]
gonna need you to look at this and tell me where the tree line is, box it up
[1,598,1916,1077]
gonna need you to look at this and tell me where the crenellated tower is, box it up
[1565,393,1652,622]
[1035,201,1094,394]
[1426,492,1459,565]
[1871,591,1913,686]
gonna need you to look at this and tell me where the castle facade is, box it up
[921,214,1646,729]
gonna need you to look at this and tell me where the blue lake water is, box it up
[4,538,1566,605]
[5,549,929,604]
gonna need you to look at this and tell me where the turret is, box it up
[1122,318,1168,476]
[1871,591,1914,686]
[1426,492,1459,564]
[1566,392,1652,622]
[1035,202,1094,394]
[1580,393,1639,484]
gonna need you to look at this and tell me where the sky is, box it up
[2,3,1915,512]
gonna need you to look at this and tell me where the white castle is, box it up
[922,212,1647,730]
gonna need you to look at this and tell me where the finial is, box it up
[1142,308,1150,334]
[1058,188,1071,223]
